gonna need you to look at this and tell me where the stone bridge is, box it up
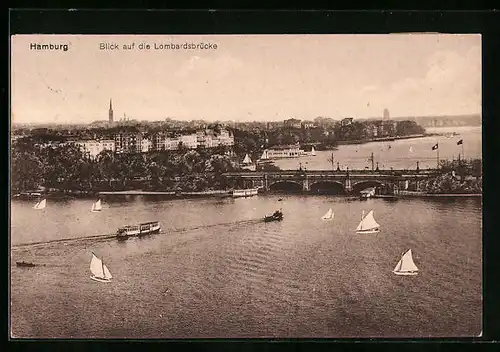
[222,169,439,194]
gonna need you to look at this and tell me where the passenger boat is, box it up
[116,221,161,239]
[264,210,283,222]
[232,188,259,198]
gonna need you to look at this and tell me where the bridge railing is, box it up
[223,169,440,177]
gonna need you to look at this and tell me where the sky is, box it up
[10,34,481,124]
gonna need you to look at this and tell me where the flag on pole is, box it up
[457,139,463,145]
[432,143,439,150]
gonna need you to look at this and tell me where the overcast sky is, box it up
[11,34,481,124]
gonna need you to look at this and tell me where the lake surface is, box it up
[10,194,482,338]
[273,126,482,171]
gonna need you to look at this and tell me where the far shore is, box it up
[396,191,481,198]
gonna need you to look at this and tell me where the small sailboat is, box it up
[242,153,252,165]
[393,249,419,276]
[321,208,334,220]
[260,150,269,160]
[409,146,414,153]
[310,146,316,156]
[89,252,112,283]
[91,199,102,212]
[33,198,46,210]
[355,210,380,234]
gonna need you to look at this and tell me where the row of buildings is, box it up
[37,129,234,159]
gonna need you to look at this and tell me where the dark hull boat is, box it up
[264,212,283,222]
[16,261,36,267]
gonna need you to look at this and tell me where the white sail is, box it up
[393,249,419,274]
[242,153,252,164]
[92,199,102,211]
[311,146,316,156]
[90,254,104,278]
[260,150,269,160]
[321,208,334,220]
[409,146,413,153]
[356,210,379,231]
[103,264,113,279]
[33,199,46,209]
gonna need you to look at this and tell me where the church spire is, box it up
[108,98,114,124]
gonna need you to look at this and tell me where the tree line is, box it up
[11,139,242,193]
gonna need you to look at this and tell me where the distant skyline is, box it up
[11,34,481,124]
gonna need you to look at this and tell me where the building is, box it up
[383,108,390,120]
[216,129,234,146]
[284,118,302,129]
[74,139,115,159]
[341,117,354,126]
[114,132,142,153]
[301,121,315,129]
[180,133,198,149]
[109,99,114,124]
[265,144,304,159]
[141,138,152,153]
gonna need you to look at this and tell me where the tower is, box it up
[383,108,390,120]
[109,99,114,124]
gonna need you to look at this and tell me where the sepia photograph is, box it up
[10,34,482,339]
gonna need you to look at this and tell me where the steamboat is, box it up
[116,221,161,239]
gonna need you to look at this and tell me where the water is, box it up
[10,194,482,338]
[273,126,482,171]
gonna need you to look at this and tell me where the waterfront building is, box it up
[180,133,198,149]
[74,139,115,159]
[265,144,304,159]
[197,130,216,148]
[114,132,142,153]
[284,118,302,129]
[167,136,181,150]
[141,138,152,153]
[216,129,234,146]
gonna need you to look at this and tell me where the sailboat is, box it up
[321,208,334,220]
[355,210,380,234]
[409,146,414,153]
[242,153,252,164]
[310,146,316,156]
[33,198,46,210]
[90,252,113,283]
[91,199,102,212]
[393,249,419,276]
[260,150,269,160]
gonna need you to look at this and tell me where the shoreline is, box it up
[396,191,481,198]
[336,134,426,146]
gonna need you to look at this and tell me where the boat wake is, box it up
[11,218,264,249]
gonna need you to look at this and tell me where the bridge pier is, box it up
[344,178,352,193]
[302,176,310,191]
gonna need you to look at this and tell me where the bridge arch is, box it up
[351,180,385,194]
[310,180,345,195]
[269,180,302,193]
